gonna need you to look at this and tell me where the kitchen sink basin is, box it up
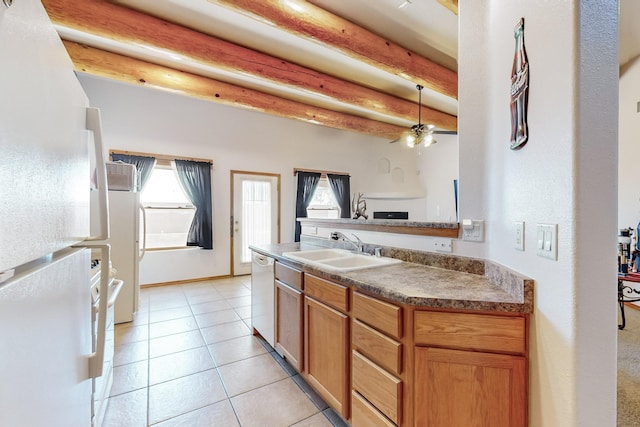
[282,248,352,262]
[282,249,402,272]
[315,255,402,271]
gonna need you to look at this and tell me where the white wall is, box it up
[421,134,459,222]
[79,74,457,283]
[458,1,618,426]
[361,134,459,222]
[619,58,640,230]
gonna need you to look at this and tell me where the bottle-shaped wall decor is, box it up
[510,18,529,150]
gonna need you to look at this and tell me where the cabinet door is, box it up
[414,347,526,427]
[275,281,303,372]
[304,296,350,418]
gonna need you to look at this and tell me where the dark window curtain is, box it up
[326,174,351,219]
[111,154,156,191]
[174,160,213,250]
[294,172,321,242]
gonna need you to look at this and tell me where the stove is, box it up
[89,254,119,427]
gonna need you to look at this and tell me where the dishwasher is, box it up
[251,252,275,347]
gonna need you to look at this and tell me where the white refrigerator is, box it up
[0,1,112,426]
[108,190,144,324]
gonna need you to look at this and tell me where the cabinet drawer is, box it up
[414,311,526,355]
[352,351,402,425]
[352,319,402,375]
[352,391,396,427]
[275,262,303,290]
[305,274,349,312]
[353,292,402,339]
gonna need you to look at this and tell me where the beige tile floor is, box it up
[106,276,348,427]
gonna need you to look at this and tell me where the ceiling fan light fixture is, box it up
[422,133,436,147]
[405,133,416,148]
[398,130,415,147]
[390,85,455,148]
[403,85,441,150]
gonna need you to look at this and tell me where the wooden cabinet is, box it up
[304,274,350,419]
[270,261,529,427]
[352,391,396,427]
[352,351,402,424]
[414,311,526,354]
[353,292,402,339]
[413,310,528,427]
[274,262,304,372]
[306,274,349,312]
[352,319,402,375]
[414,347,526,427]
[352,291,403,426]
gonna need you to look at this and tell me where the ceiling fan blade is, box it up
[389,138,400,144]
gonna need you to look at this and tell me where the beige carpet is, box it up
[618,305,640,426]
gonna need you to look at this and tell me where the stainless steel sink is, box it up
[282,249,401,272]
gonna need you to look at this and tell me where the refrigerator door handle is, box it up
[85,107,110,241]
[75,243,110,379]
[139,203,146,261]
[107,279,124,308]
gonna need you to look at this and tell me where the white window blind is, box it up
[241,180,272,263]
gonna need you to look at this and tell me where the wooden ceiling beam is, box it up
[437,0,459,15]
[42,0,456,131]
[63,41,409,140]
[217,0,458,99]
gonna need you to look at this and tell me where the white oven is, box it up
[90,261,123,427]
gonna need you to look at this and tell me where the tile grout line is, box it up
[189,282,244,427]
[145,293,152,427]
[111,278,336,427]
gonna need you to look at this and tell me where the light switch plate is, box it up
[514,221,524,251]
[536,223,557,260]
[462,219,484,242]
[433,238,453,253]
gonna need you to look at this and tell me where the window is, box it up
[141,164,196,249]
[307,177,340,219]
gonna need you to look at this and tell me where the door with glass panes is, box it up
[231,171,280,275]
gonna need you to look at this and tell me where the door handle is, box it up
[85,107,110,241]
[139,203,146,261]
[107,279,124,308]
[74,243,110,379]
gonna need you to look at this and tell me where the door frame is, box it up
[230,170,281,276]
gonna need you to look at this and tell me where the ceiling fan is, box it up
[390,84,457,147]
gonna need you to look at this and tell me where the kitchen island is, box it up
[250,240,533,427]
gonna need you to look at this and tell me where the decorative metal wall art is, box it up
[351,193,368,219]
[510,18,529,150]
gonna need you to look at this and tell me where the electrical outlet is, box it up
[514,221,524,251]
[433,238,453,253]
[462,219,484,242]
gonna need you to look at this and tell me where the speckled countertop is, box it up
[250,241,534,314]
[297,217,459,229]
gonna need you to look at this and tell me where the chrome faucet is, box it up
[330,231,364,253]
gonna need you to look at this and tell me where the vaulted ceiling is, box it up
[43,0,637,142]
[42,0,459,141]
